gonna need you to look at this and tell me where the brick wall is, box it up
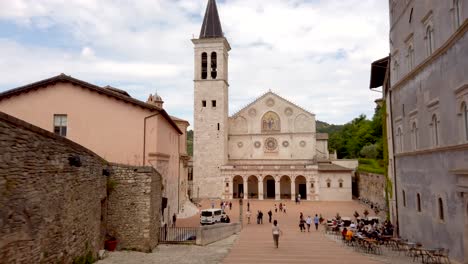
[107,164,162,252]
[0,112,107,263]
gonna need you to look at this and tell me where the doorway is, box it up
[299,184,306,199]
[238,184,244,198]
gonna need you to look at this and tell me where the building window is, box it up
[211,52,217,79]
[202,100,207,107]
[326,179,331,188]
[212,100,217,107]
[397,127,403,153]
[339,180,343,188]
[432,114,439,146]
[53,114,67,137]
[463,102,468,141]
[407,44,414,71]
[454,0,462,28]
[393,59,399,80]
[311,182,314,188]
[402,190,406,207]
[438,197,444,221]
[425,25,434,55]
[201,52,208,79]
[417,193,422,212]
[188,168,193,181]
[411,122,418,150]
[217,123,220,131]
[226,182,229,187]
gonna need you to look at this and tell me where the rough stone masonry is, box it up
[0,111,162,263]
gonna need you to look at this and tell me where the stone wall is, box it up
[0,112,107,263]
[107,164,162,252]
[0,111,164,263]
[356,172,386,208]
[196,223,241,246]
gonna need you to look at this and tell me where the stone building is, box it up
[192,0,354,201]
[371,1,468,262]
[0,111,162,262]
[0,74,189,222]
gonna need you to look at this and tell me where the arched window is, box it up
[411,122,418,150]
[402,190,406,207]
[261,111,281,132]
[397,127,403,153]
[201,52,208,79]
[438,198,444,221]
[463,102,468,141]
[211,52,217,79]
[407,44,414,71]
[326,179,331,188]
[425,26,434,55]
[432,114,439,146]
[454,0,462,28]
[339,179,343,188]
[417,193,421,212]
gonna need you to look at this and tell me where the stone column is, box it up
[258,177,264,200]
[275,179,280,201]
[306,178,311,201]
[229,177,233,200]
[243,177,248,200]
[291,177,296,201]
[315,176,320,201]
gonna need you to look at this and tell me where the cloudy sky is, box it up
[0,0,388,125]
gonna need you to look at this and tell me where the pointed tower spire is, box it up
[199,0,223,38]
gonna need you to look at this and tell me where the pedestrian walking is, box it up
[298,193,301,204]
[247,201,250,211]
[274,204,278,213]
[272,220,283,248]
[246,210,251,224]
[172,213,177,228]
[268,210,273,223]
[211,200,215,209]
[257,211,261,224]
[229,201,232,210]
[306,215,312,232]
[259,211,264,224]
[314,214,320,230]
[299,212,305,232]
[279,203,283,212]
[283,204,286,214]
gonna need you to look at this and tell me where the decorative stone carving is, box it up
[264,137,278,151]
[254,141,261,148]
[282,141,289,147]
[284,107,293,116]
[299,140,306,147]
[237,142,243,148]
[266,98,275,107]
[248,108,257,117]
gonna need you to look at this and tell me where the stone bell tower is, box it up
[192,0,230,199]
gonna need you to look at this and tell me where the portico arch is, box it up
[280,176,292,199]
[247,175,259,199]
[232,175,244,199]
[263,175,276,199]
[295,175,307,200]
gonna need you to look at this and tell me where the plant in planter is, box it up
[335,213,341,221]
[363,209,369,219]
[104,235,118,251]
[353,211,360,219]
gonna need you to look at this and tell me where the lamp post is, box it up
[239,198,243,227]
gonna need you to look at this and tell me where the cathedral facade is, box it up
[193,0,353,201]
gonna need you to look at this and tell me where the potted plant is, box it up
[104,235,118,251]
[363,209,369,219]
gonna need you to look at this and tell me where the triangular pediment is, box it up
[231,91,315,119]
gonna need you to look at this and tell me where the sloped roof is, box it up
[318,163,353,172]
[200,0,223,39]
[231,91,315,118]
[170,115,190,125]
[0,73,182,134]
[369,56,389,89]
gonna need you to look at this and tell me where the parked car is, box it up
[200,208,222,225]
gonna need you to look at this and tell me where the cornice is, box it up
[395,143,468,157]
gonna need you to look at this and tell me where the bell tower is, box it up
[192,0,230,199]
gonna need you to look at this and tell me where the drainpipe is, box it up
[143,112,160,166]
[177,131,180,214]
[389,89,400,237]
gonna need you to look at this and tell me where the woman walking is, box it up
[272,220,283,248]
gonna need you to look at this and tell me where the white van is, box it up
[200,209,223,225]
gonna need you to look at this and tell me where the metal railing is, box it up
[159,227,198,244]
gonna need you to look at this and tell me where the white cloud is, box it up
[0,0,388,125]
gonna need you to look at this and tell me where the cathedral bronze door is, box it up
[266,180,275,199]
[299,184,306,200]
